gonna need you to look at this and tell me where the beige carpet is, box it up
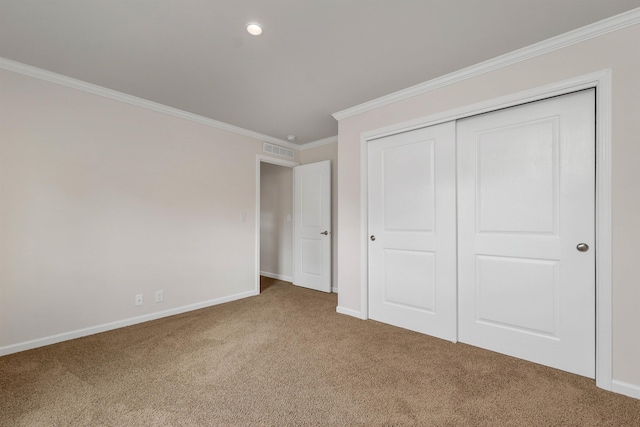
[1,278,639,426]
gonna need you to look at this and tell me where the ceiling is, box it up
[1,1,639,145]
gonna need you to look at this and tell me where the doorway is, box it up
[255,156,332,294]
[260,162,294,289]
[256,156,298,293]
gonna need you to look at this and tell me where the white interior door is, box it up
[293,160,331,292]
[368,122,457,341]
[457,89,595,377]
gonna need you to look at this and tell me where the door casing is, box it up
[357,70,613,391]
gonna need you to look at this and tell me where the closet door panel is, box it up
[368,121,457,342]
[457,89,596,378]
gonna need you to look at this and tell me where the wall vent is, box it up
[263,142,294,159]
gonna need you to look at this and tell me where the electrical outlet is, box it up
[241,212,247,222]
[155,290,164,303]
[135,294,143,306]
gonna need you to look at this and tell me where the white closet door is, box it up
[368,122,457,342]
[457,89,595,377]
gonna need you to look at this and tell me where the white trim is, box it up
[299,135,339,151]
[331,287,339,294]
[594,74,613,392]
[255,155,299,294]
[611,380,640,400]
[0,56,339,153]
[336,306,366,319]
[256,154,300,168]
[361,71,609,141]
[0,57,299,150]
[260,271,293,283]
[333,8,640,120]
[0,290,256,357]
[358,70,613,391]
[360,135,370,321]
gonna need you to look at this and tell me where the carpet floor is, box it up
[1,278,639,426]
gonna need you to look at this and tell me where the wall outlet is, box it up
[135,294,143,306]
[241,212,247,222]
[155,290,164,303]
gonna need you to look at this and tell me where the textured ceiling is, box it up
[1,0,639,144]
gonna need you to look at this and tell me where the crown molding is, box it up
[299,135,338,151]
[0,57,297,149]
[333,7,640,121]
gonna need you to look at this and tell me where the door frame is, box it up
[255,155,299,294]
[358,70,613,390]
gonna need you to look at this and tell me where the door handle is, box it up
[576,243,589,252]
[320,231,329,235]
[370,235,376,241]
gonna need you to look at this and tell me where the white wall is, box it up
[260,162,293,280]
[300,142,338,291]
[336,24,640,388]
[0,68,291,353]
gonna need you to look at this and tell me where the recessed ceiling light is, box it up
[246,23,263,36]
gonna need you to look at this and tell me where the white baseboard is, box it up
[331,287,339,294]
[260,271,293,282]
[336,305,366,320]
[611,379,640,400]
[0,289,258,357]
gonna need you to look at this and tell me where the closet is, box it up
[368,89,595,378]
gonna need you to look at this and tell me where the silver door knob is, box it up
[320,231,329,235]
[576,243,589,252]
[370,235,376,241]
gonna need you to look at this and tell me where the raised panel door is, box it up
[457,89,595,377]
